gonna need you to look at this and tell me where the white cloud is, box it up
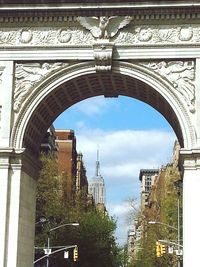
[74,97,118,116]
[76,128,175,179]
[108,202,133,218]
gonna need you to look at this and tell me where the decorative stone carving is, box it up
[115,25,198,45]
[0,27,94,46]
[93,42,114,71]
[141,61,195,112]
[19,29,33,44]
[57,29,72,43]
[77,16,133,39]
[178,26,193,41]
[0,24,200,47]
[71,29,94,44]
[34,30,55,45]
[136,27,152,42]
[0,30,16,44]
[14,62,69,112]
[155,28,177,43]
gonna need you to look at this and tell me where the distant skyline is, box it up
[54,95,176,245]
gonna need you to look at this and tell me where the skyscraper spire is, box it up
[96,146,100,176]
[89,146,106,205]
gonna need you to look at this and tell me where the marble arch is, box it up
[12,61,193,152]
[1,1,200,267]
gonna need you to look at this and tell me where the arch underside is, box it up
[22,72,183,156]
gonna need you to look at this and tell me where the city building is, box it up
[55,129,77,201]
[139,169,159,211]
[40,125,58,155]
[41,128,90,205]
[127,219,143,262]
[127,169,158,260]
[88,150,106,205]
[127,229,135,262]
[76,152,88,192]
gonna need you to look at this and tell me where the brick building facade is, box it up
[55,129,77,201]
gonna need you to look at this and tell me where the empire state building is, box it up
[88,150,106,205]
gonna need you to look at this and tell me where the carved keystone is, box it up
[93,41,114,72]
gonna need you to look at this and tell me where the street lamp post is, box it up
[46,222,79,267]
[148,220,182,264]
[174,179,183,267]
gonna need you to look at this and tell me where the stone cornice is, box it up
[1,12,200,23]
[1,1,200,10]
[0,3,200,20]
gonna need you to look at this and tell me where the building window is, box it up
[145,186,151,191]
[146,176,151,181]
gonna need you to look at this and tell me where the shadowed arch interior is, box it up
[23,72,183,156]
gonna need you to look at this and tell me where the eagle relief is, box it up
[77,16,133,40]
[78,16,132,71]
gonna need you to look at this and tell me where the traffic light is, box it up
[160,244,166,255]
[156,242,161,257]
[73,246,78,262]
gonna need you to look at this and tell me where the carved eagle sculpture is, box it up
[78,16,133,39]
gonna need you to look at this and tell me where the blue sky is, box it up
[54,95,176,245]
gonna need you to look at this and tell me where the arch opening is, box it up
[19,73,183,158]
[20,71,184,157]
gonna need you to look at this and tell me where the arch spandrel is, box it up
[11,60,195,155]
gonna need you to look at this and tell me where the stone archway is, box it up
[12,61,194,153]
[0,2,200,267]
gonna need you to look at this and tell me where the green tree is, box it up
[76,211,118,267]
[130,165,181,267]
[35,153,65,246]
[35,153,121,267]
